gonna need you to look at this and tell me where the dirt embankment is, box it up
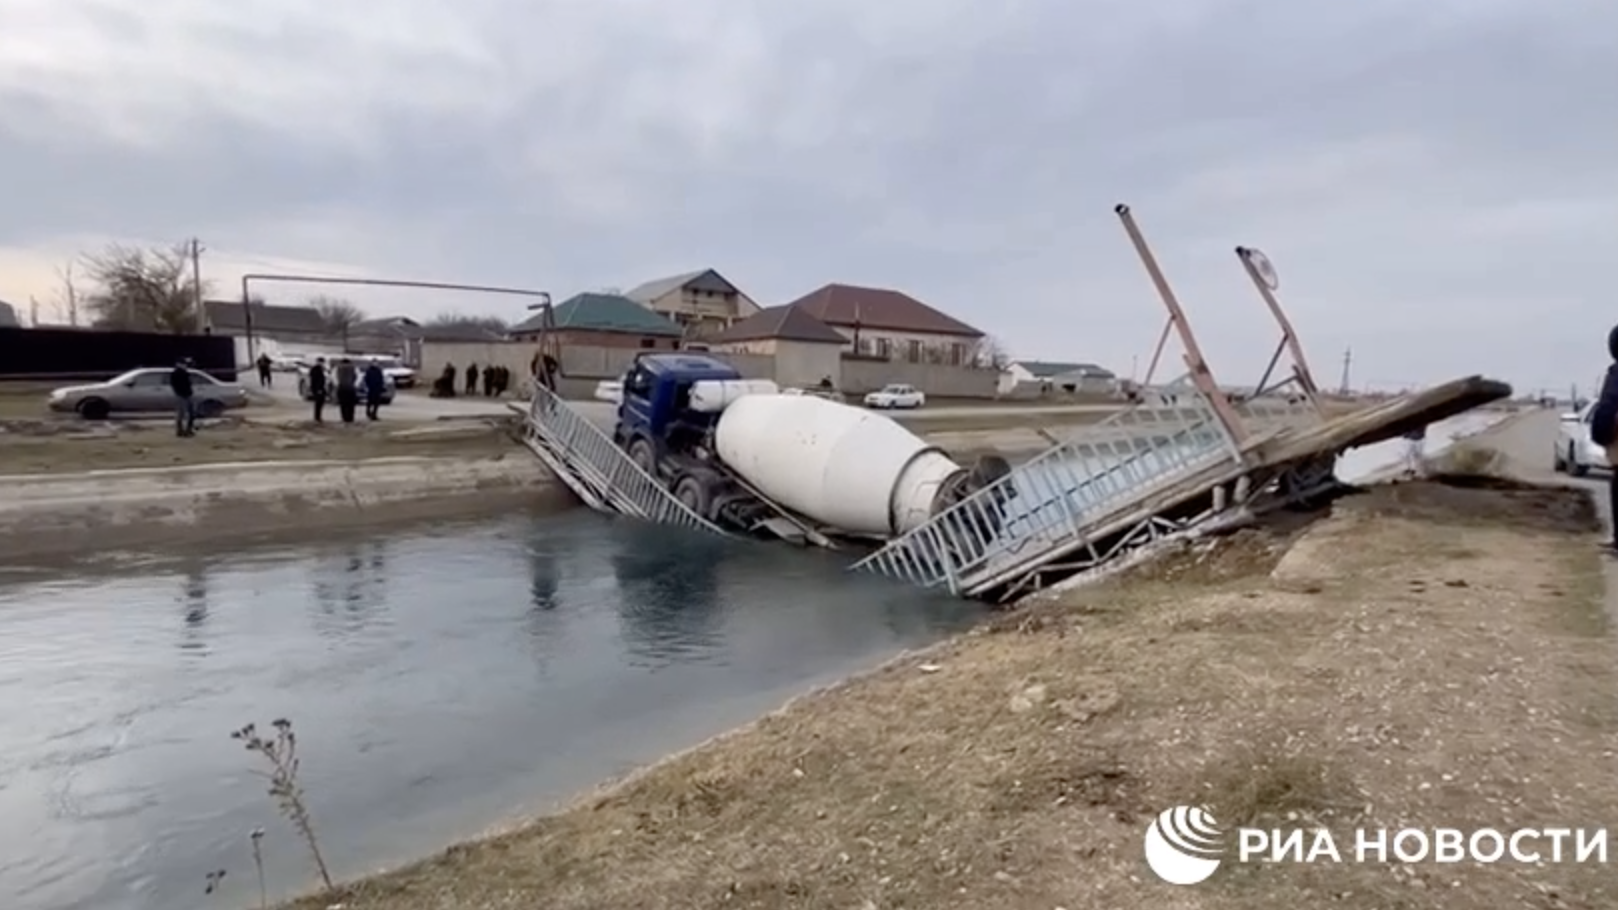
[277,472,1617,910]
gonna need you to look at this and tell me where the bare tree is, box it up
[969,336,1012,370]
[309,295,366,346]
[80,243,207,333]
[427,312,509,334]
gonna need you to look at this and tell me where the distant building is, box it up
[623,269,762,338]
[509,292,684,349]
[0,299,19,328]
[204,300,329,345]
[780,283,984,366]
[348,316,507,366]
[704,305,848,388]
[999,360,1117,395]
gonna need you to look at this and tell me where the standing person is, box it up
[1588,325,1618,552]
[362,359,386,421]
[537,353,561,415]
[307,357,329,422]
[1401,424,1427,478]
[256,353,274,388]
[335,357,359,424]
[491,365,507,398]
[170,358,196,437]
[465,363,479,397]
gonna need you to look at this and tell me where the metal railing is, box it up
[850,392,1240,595]
[521,385,726,534]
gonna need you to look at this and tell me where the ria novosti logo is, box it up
[1143,806,1227,884]
[1143,804,1610,886]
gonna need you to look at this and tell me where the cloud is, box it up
[0,0,1613,393]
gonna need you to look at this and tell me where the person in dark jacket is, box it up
[170,358,196,437]
[335,357,359,424]
[307,357,329,422]
[255,353,274,388]
[465,363,479,396]
[1588,325,1618,550]
[362,360,386,420]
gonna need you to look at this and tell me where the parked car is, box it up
[863,383,926,409]
[296,366,397,405]
[358,355,417,389]
[783,386,847,403]
[1553,401,1608,476]
[47,368,250,420]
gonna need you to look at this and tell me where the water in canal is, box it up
[0,510,982,910]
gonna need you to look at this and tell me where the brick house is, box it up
[623,269,761,338]
[703,305,848,389]
[781,283,984,366]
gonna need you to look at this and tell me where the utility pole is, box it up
[58,262,79,326]
[28,295,39,326]
[189,238,206,333]
[1338,346,1352,395]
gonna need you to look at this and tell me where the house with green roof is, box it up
[509,291,684,350]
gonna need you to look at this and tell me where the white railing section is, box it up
[521,384,725,534]
[850,387,1323,596]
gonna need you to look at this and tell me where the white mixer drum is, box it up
[713,394,962,537]
[688,378,779,413]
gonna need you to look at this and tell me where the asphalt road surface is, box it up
[250,377,513,422]
[1470,408,1616,622]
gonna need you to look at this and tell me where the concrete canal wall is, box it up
[0,455,564,559]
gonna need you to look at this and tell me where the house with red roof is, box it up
[780,283,984,367]
[703,305,849,389]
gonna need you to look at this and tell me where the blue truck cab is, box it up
[614,353,743,477]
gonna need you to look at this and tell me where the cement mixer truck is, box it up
[608,353,1015,548]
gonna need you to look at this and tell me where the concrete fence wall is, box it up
[838,358,1000,397]
[417,340,1000,399]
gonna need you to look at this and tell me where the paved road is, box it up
[249,379,514,422]
[902,403,1121,420]
[1471,408,1616,622]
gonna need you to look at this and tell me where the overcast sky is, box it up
[1,0,1613,393]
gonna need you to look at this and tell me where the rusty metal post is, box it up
[1114,204,1248,446]
[1234,246,1323,405]
[1141,317,1174,388]
[238,275,256,364]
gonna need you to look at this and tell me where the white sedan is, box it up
[864,384,926,409]
[1553,401,1609,476]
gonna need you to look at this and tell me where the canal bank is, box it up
[0,455,569,561]
[271,408,1618,910]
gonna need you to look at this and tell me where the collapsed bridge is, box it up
[514,205,1511,602]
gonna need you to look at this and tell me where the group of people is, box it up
[430,362,516,398]
[304,356,388,423]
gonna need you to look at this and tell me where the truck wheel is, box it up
[673,473,713,519]
[627,437,656,475]
[77,398,110,420]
